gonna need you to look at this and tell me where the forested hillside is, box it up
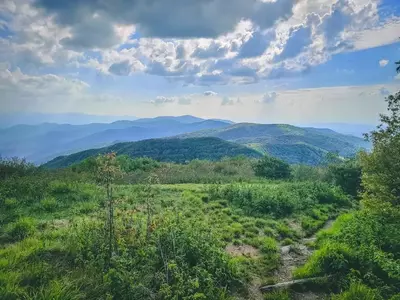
[179,123,370,164]
[44,137,263,168]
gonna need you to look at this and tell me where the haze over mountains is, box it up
[0,114,371,165]
[0,114,371,166]
[0,116,232,164]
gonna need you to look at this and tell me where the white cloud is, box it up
[1,66,397,125]
[150,95,194,106]
[204,91,218,96]
[1,0,400,87]
[150,96,177,106]
[379,59,389,67]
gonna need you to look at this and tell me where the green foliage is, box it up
[264,290,290,300]
[331,283,382,300]
[291,164,328,182]
[253,155,292,180]
[6,217,36,241]
[326,159,362,197]
[0,157,37,180]
[44,137,263,168]
[180,123,370,164]
[294,241,357,278]
[259,237,278,253]
[4,198,17,209]
[40,197,58,212]
[210,182,350,217]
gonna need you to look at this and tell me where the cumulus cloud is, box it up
[34,0,295,40]
[0,66,107,113]
[379,59,389,67]
[1,0,400,88]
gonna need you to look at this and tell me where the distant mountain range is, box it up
[43,137,262,168]
[0,116,232,163]
[177,123,371,165]
[296,122,376,138]
[0,112,138,127]
[1,115,371,165]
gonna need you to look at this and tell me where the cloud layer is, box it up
[1,0,399,86]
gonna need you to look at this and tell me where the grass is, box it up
[0,179,351,299]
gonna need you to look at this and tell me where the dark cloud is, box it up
[60,16,120,50]
[34,0,295,48]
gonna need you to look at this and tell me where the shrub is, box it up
[40,197,58,212]
[253,155,291,180]
[294,242,358,279]
[264,290,290,300]
[4,198,17,209]
[7,217,36,241]
[332,283,382,300]
[281,238,294,246]
[259,237,278,253]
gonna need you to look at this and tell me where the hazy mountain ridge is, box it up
[0,116,232,163]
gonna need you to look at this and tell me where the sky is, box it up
[1,0,400,124]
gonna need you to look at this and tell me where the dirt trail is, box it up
[266,220,335,299]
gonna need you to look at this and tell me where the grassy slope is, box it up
[43,137,263,168]
[0,180,351,299]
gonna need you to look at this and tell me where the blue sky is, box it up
[0,0,400,124]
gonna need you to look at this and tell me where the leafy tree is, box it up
[253,155,291,180]
[362,84,400,205]
[327,158,362,197]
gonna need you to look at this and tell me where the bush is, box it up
[4,198,17,209]
[332,283,382,300]
[40,197,58,212]
[264,290,290,300]
[253,156,291,180]
[294,242,358,279]
[259,237,278,254]
[327,159,362,197]
[7,217,36,241]
[212,182,350,218]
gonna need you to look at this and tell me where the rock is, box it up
[281,245,291,255]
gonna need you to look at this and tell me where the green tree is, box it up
[327,158,362,197]
[362,87,400,205]
[95,152,122,270]
[253,155,291,180]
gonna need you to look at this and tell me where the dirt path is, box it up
[265,220,335,299]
